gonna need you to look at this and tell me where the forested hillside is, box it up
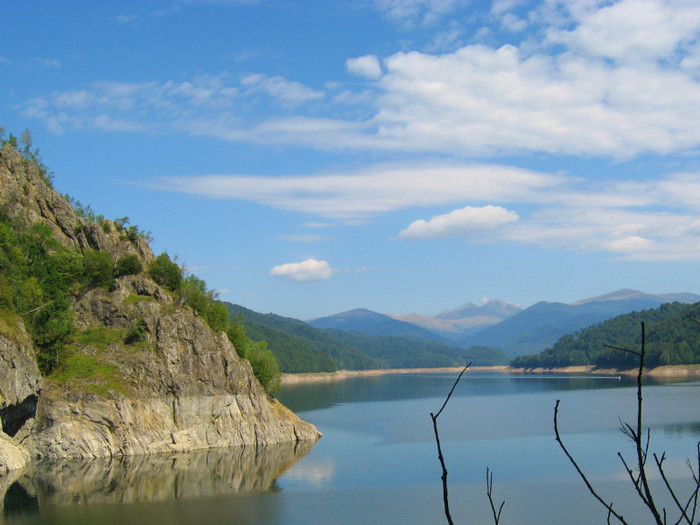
[225,304,379,372]
[510,302,700,369]
[226,303,508,371]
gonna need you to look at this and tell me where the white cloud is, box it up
[22,73,320,134]
[547,0,700,63]
[146,159,700,260]
[370,43,700,157]
[241,73,324,106]
[399,205,519,240]
[270,259,333,282]
[156,163,563,219]
[346,55,383,79]
[603,235,655,253]
[374,0,462,25]
[21,2,700,160]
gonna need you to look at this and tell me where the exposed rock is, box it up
[0,143,320,472]
[0,144,153,263]
[0,318,41,436]
[0,432,30,475]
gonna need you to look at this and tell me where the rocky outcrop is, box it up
[0,318,42,473]
[0,143,320,472]
[0,143,153,262]
[26,276,321,459]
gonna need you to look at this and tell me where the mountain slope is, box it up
[229,305,509,369]
[308,308,445,340]
[511,301,700,369]
[391,299,522,339]
[458,290,700,356]
[226,304,379,372]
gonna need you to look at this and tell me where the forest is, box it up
[510,301,700,369]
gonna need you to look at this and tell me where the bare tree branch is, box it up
[486,467,505,524]
[554,399,630,524]
[431,364,470,525]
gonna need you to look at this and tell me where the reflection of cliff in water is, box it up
[1,440,314,514]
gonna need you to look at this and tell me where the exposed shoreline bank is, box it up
[280,364,700,385]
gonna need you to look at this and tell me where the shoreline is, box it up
[280,364,700,385]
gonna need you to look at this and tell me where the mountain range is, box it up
[308,290,700,357]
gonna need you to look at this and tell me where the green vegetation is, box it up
[0,134,281,392]
[114,254,143,278]
[227,318,281,391]
[510,302,700,369]
[226,303,509,373]
[148,252,183,292]
[75,326,122,349]
[226,304,377,373]
[50,351,128,397]
[124,318,148,345]
[1,127,54,186]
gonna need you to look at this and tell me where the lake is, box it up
[2,371,700,524]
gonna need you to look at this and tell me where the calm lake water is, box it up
[2,371,700,525]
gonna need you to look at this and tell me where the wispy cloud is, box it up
[36,58,61,69]
[241,73,324,107]
[270,258,333,282]
[373,0,464,26]
[150,160,700,261]
[22,1,700,159]
[154,163,562,219]
[115,13,139,24]
[279,233,330,243]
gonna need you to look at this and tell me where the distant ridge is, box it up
[308,308,443,340]
[457,289,700,356]
[389,299,521,340]
[307,290,700,358]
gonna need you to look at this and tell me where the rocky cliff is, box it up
[0,143,319,473]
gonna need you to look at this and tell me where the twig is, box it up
[431,364,470,525]
[486,467,505,524]
[554,399,630,524]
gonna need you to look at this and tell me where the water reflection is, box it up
[661,421,700,438]
[0,440,314,516]
[277,370,638,413]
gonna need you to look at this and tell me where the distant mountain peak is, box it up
[572,289,700,305]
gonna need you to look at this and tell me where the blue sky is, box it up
[3,0,700,320]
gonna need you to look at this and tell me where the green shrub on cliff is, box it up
[0,133,282,391]
[148,252,183,292]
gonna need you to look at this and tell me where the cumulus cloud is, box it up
[270,258,333,282]
[547,0,700,63]
[399,205,519,240]
[346,55,383,79]
[603,235,655,253]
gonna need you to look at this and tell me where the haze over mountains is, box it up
[308,290,700,357]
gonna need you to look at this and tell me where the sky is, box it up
[3,0,700,320]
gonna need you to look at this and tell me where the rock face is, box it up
[0,144,319,472]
